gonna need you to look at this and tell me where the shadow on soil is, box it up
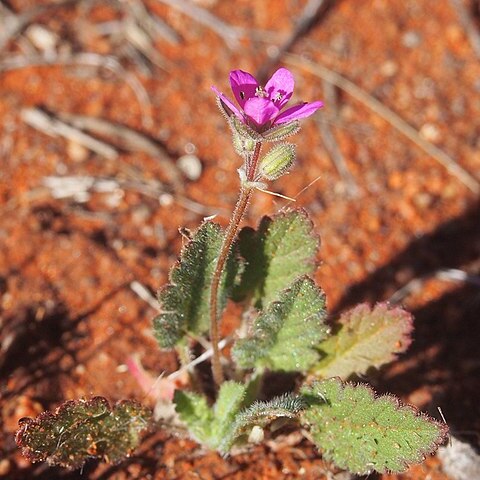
[335,200,480,436]
[5,201,479,478]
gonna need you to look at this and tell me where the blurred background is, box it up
[1,0,479,478]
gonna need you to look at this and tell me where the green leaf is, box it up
[301,379,448,475]
[233,209,318,309]
[175,385,305,454]
[174,382,247,450]
[313,303,413,379]
[233,276,328,372]
[173,390,213,444]
[211,381,247,444]
[220,393,305,453]
[153,221,238,348]
[15,397,152,469]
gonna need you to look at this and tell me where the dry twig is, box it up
[22,107,184,188]
[155,0,242,48]
[0,0,79,51]
[285,54,480,195]
[41,174,226,217]
[126,0,179,45]
[1,52,153,128]
[389,268,480,304]
[257,0,334,80]
[57,112,183,188]
[130,280,160,311]
[123,18,169,70]
[449,0,480,58]
[317,80,360,197]
[21,108,118,160]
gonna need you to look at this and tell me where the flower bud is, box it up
[232,130,257,157]
[229,116,261,157]
[259,143,296,180]
[229,116,260,140]
[261,120,300,142]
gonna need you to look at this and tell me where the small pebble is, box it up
[267,45,280,58]
[159,193,174,206]
[25,25,58,52]
[402,31,421,48]
[413,192,433,209]
[177,154,202,181]
[380,60,398,77]
[104,190,123,208]
[438,436,480,480]
[0,459,11,476]
[420,123,441,142]
[67,140,89,162]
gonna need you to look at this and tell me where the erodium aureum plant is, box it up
[16,68,448,475]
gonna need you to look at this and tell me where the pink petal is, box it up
[229,70,259,108]
[244,97,279,126]
[265,68,294,109]
[274,101,324,124]
[211,85,244,121]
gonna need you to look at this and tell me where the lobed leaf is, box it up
[301,378,448,475]
[153,221,238,348]
[233,276,328,372]
[220,393,305,453]
[313,303,413,379]
[15,397,152,469]
[233,209,318,309]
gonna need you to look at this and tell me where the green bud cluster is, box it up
[217,94,303,182]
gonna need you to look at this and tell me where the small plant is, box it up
[16,68,448,475]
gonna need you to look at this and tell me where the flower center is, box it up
[255,86,268,98]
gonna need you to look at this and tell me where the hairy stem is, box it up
[210,142,261,386]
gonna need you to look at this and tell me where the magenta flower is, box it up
[212,68,323,132]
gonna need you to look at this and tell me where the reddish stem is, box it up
[210,143,261,386]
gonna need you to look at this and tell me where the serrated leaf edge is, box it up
[301,378,449,474]
[314,302,414,378]
[233,275,328,371]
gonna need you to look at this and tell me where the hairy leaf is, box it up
[233,276,328,372]
[153,221,238,348]
[173,390,213,444]
[174,382,247,449]
[16,397,152,469]
[234,209,318,308]
[301,379,448,474]
[313,303,413,379]
[211,381,247,444]
[220,393,305,453]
